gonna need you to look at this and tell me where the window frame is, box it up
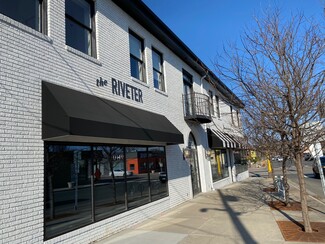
[129,30,146,82]
[236,110,240,127]
[44,142,168,240]
[215,95,220,118]
[208,90,214,116]
[0,0,47,33]
[65,0,96,57]
[230,105,234,124]
[152,47,165,92]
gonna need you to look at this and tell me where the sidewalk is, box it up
[94,168,325,244]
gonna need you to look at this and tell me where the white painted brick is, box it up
[0,0,244,243]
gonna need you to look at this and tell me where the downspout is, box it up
[200,74,206,94]
[200,74,214,190]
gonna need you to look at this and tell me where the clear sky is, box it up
[142,0,324,72]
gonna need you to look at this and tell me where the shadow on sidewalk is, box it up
[199,181,264,244]
[218,190,258,244]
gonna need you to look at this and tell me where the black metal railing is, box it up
[182,92,212,123]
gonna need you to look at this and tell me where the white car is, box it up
[272,156,283,162]
[109,169,133,177]
[312,156,325,178]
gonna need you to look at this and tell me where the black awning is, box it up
[42,81,184,145]
[207,129,224,148]
[207,128,236,149]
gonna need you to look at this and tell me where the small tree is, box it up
[215,10,325,232]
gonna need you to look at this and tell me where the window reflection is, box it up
[44,144,168,239]
[148,147,168,201]
[0,0,42,31]
[126,147,150,209]
[44,145,92,239]
[93,146,126,221]
[210,149,229,181]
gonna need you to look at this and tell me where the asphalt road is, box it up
[272,159,325,202]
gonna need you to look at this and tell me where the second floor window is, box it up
[66,0,95,56]
[129,31,145,82]
[0,0,46,32]
[236,110,241,127]
[152,48,165,91]
[209,91,214,115]
[230,106,234,124]
[215,95,220,118]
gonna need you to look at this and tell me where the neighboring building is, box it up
[0,0,247,243]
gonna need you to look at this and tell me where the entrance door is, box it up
[188,133,201,196]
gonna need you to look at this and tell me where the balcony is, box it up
[182,92,212,123]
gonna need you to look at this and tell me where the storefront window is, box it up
[148,147,168,201]
[44,143,168,240]
[234,150,248,174]
[210,149,229,181]
[126,147,150,209]
[44,145,92,239]
[93,146,126,221]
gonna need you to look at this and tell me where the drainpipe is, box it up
[201,74,213,190]
[200,74,207,94]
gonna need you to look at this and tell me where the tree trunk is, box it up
[295,153,312,232]
[282,158,291,207]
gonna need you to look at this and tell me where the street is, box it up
[272,159,325,202]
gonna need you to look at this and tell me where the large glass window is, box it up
[44,143,168,240]
[44,145,92,239]
[129,31,145,82]
[152,48,165,91]
[65,0,95,56]
[234,150,248,174]
[0,0,45,32]
[93,146,126,222]
[210,149,229,182]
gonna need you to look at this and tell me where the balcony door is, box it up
[183,79,193,117]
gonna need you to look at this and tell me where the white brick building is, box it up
[0,0,248,243]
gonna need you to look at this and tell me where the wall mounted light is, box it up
[205,149,213,159]
[183,147,192,159]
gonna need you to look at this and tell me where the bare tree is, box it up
[215,10,325,233]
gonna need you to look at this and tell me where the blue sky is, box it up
[142,0,324,72]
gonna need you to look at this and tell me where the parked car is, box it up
[109,169,133,177]
[312,156,325,178]
[272,156,283,162]
[304,153,314,161]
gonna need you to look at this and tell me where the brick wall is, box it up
[0,1,243,243]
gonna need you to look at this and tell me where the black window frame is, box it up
[215,95,220,118]
[0,0,47,33]
[230,105,234,124]
[152,47,165,91]
[129,30,145,82]
[65,0,96,57]
[44,142,168,240]
[208,90,214,115]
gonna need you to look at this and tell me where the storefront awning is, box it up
[207,128,246,149]
[208,128,237,149]
[42,81,184,145]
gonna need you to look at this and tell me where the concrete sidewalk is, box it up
[94,168,325,244]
